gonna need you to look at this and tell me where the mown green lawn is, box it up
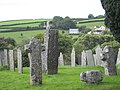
[0,66,120,90]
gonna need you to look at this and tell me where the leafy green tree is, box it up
[58,34,73,64]
[101,0,120,42]
[52,16,76,30]
[74,34,115,56]
[88,14,94,19]
[0,37,16,50]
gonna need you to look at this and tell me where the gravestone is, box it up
[0,51,3,66]
[95,45,103,66]
[100,46,117,76]
[81,50,87,66]
[17,48,23,73]
[27,38,42,85]
[71,48,75,67]
[77,54,81,65]
[86,50,95,66]
[44,28,59,74]
[4,49,9,67]
[9,50,14,71]
[58,52,64,66]
[93,54,97,66]
[41,44,47,73]
[116,48,120,64]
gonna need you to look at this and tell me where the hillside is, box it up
[76,18,105,29]
[0,19,47,32]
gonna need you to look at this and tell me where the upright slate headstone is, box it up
[27,38,42,85]
[77,54,81,65]
[86,50,95,66]
[93,54,97,66]
[0,51,2,66]
[95,45,103,66]
[0,51,4,66]
[81,50,87,66]
[9,50,14,71]
[71,48,75,67]
[116,48,120,68]
[100,46,117,76]
[58,52,64,66]
[17,48,23,73]
[4,49,9,67]
[44,28,59,74]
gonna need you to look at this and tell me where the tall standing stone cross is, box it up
[25,38,42,85]
[100,46,117,76]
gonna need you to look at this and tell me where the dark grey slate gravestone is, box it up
[44,29,59,74]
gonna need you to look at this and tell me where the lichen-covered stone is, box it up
[100,46,117,76]
[27,38,42,85]
[80,70,103,84]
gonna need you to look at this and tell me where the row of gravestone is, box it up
[58,45,120,69]
[58,45,119,76]
[0,48,22,73]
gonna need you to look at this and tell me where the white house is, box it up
[88,26,108,34]
[69,29,80,34]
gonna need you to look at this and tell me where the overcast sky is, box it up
[0,0,105,21]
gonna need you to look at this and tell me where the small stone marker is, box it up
[80,70,103,84]
[117,48,120,69]
[100,46,117,76]
[9,50,14,71]
[71,48,75,67]
[81,50,87,66]
[58,52,64,66]
[86,50,95,66]
[4,49,9,67]
[95,45,103,66]
[17,48,23,73]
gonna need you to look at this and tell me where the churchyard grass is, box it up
[0,66,120,90]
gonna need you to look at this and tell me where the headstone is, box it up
[117,48,120,64]
[58,52,64,66]
[71,48,75,67]
[93,54,97,66]
[17,48,23,73]
[80,70,103,84]
[3,49,9,68]
[9,50,14,71]
[77,54,81,65]
[81,50,87,66]
[86,50,95,66]
[44,29,59,74]
[95,45,103,66]
[41,44,47,73]
[0,50,3,66]
[0,51,4,66]
[100,46,117,76]
[27,38,42,85]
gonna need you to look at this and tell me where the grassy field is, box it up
[0,19,46,25]
[0,30,45,46]
[0,66,120,90]
[77,18,105,29]
[77,22,105,28]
